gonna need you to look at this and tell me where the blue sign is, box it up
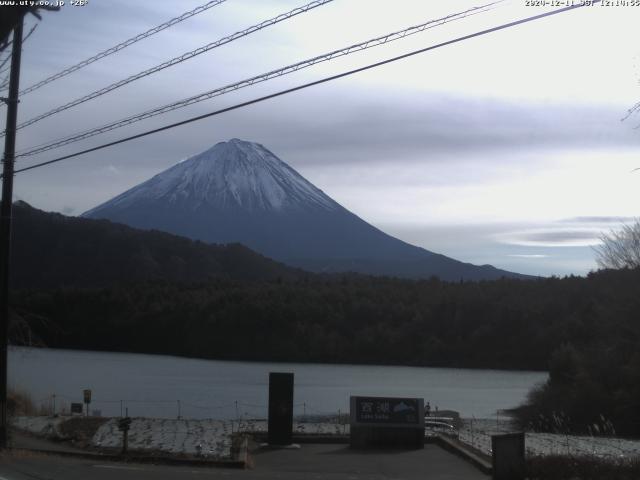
[354,397,420,424]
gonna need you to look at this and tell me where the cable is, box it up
[622,101,640,121]
[0,53,12,75]
[180,402,232,409]
[18,0,228,97]
[15,1,501,158]
[0,28,37,77]
[12,1,598,176]
[5,0,335,137]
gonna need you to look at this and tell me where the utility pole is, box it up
[0,15,24,450]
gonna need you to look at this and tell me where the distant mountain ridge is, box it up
[84,138,528,281]
[11,201,300,289]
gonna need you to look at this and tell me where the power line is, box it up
[622,101,640,121]
[12,1,600,176]
[0,53,12,76]
[5,0,334,137]
[16,1,501,159]
[18,0,227,97]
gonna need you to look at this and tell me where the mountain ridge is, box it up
[11,201,301,289]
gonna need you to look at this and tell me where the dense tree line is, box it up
[10,268,640,435]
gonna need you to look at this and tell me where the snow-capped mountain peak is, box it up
[86,139,337,215]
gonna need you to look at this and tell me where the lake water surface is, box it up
[10,346,546,419]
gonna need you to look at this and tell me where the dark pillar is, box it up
[267,372,293,445]
[492,432,525,480]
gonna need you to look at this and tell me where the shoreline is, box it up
[9,345,549,374]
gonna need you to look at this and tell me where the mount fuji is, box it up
[83,138,525,281]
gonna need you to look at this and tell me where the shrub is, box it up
[7,389,36,417]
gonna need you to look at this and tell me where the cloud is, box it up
[228,91,638,169]
[497,228,604,248]
[507,254,550,259]
[495,216,637,248]
[562,216,636,224]
[20,84,634,177]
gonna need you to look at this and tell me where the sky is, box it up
[3,0,640,277]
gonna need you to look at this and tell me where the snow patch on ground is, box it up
[92,418,233,458]
[13,416,66,438]
[13,416,348,459]
[14,416,640,461]
[91,418,347,458]
[459,419,640,460]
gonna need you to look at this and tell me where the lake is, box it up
[9,346,546,419]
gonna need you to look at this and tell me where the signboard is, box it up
[354,397,420,425]
[70,403,83,414]
[267,372,294,445]
[83,389,92,404]
[350,396,424,449]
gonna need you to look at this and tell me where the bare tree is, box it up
[594,219,640,269]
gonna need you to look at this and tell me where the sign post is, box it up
[118,416,132,454]
[83,389,91,417]
[350,396,424,449]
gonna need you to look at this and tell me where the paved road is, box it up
[252,443,489,479]
[0,444,488,480]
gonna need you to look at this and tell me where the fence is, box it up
[33,393,349,425]
[459,417,640,461]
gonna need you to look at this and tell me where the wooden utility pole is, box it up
[0,15,24,450]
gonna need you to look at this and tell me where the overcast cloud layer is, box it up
[3,0,640,277]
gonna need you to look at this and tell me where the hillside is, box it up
[10,201,301,289]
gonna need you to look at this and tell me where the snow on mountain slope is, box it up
[85,139,336,216]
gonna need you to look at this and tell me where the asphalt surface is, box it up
[0,443,489,480]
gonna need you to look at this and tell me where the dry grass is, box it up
[57,417,109,447]
[7,389,37,417]
[527,454,640,480]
